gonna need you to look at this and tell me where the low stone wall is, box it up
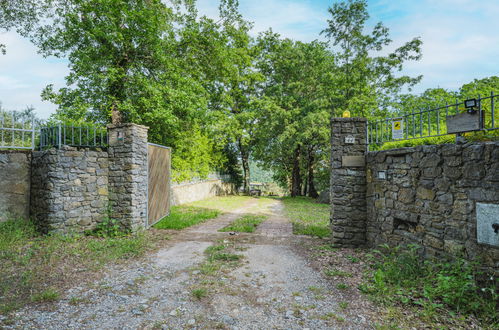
[171,179,234,206]
[30,146,109,233]
[0,150,31,221]
[366,142,499,271]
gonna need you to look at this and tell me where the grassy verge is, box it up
[187,196,256,213]
[0,218,160,315]
[280,196,331,238]
[360,244,498,328]
[153,205,220,230]
[218,214,266,233]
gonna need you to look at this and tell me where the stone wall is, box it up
[30,146,109,233]
[0,150,31,221]
[366,142,499,271]
[171,179,235,206]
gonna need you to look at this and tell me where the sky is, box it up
[0,0,498,118]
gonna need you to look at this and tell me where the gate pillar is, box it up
[330,117,367,247]
[108,123,149,232]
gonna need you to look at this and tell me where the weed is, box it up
[318,312,345,322]
[31,288,59,302]
[308,286,324,294]
[339,301,349,310]
[219,214,266,233]
[346,255,360,263]
[336,283,349,290]
[191,288,208,300]
[362,244,499,326]
[324,268,352,278]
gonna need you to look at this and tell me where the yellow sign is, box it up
[392,118,404,139]
[342,110,351,118]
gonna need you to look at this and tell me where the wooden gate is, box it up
[147,143,171,226]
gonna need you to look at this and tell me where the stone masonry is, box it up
[366,142,499,272]
[108,124,149,232]
[30,146,109,233]
[0,150,31,221]
[330,117,368,247]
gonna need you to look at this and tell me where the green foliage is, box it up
[153,205,220,230]
[191,288,208,300]
[31,288,59,303]
[361,244,498,325]
[218,214,266,233]
[85,217,125,238]
[280,196,331,238]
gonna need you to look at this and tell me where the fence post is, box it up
[107,123,149,232]
[330,117,368,247]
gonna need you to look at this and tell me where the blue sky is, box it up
[0,0,498,118]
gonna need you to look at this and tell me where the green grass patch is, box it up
[324,268,353,278]
[280,197,331,238]
[191,288,208,300]
[0,218,157,315]
[188,196,256,212]
[31,288,59,303]
[153,205,220,230]
[218,214,266,233]
[360,244,498,326]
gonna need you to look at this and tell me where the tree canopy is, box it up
[2,0,497,194]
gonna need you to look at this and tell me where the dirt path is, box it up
[8,199,376,329]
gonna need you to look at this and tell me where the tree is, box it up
[1,0,251,182]
[253,33,332,196]
[322,0,422,119]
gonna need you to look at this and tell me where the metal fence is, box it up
[367,92,499,147]
[40,125,108,149]
[0,112,37,150]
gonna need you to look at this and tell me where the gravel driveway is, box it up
[7,199,376,329]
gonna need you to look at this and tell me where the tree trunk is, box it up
[307,151,319,198]
[238,138,250,194]
[291,145,302,197]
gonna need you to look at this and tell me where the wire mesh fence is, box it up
[0,112,37,150]
[367,92,499,147]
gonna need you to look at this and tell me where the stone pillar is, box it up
[108,123,148,232]
[330,117,367,247]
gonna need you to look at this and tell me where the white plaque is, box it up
[345,135,355,144]
[392,118,404,140]
[477,203,499,247]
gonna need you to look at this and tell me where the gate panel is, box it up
[148,143,171,226]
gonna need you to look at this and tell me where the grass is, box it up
[191,288,208,300]
[153,205,220,230]
[188,241,245,300]
[0,218,158,315]
[188,196,257,212]
[280,196,331,238]
[324,268,353,278]
[218,214,266,233]
[360,244,498,327]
